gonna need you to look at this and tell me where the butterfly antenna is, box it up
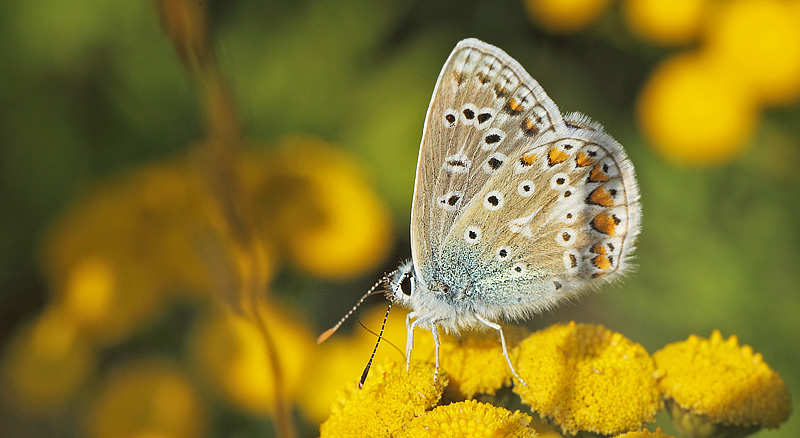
[359,296,393,389]
[316,270,397,344]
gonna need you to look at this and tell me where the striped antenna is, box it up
[359,296,393,389]
[316,270,397,344]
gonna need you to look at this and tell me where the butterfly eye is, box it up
[400,273,413,296]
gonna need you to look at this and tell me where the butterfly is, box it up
[319,38,641,388]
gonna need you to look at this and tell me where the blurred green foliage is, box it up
[0,0,798,437]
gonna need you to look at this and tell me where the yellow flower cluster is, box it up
[398,399,537,438]
[320,361,448,437]
[637,0,800,165]
[1,135,393,437]
[513,322,662,436]
[85,361,205,438]
[614,428,676,438]
[524,0,800,165]
[319,322,791,438]
[523,0,613,33]
[319,360,540,438]
[410,325,528,398]
[190,302,313,415]
[654,330,792,436]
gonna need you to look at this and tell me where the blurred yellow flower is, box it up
[41,161,216,343]
[705,0,800,106]
[638,53,759,165]
[320,360,447,438]
[614,427,676,438]
[189,301,313,415]
[512,322,662,436]
[1,306,97,413]
[654,330,791,435]
[397,399,537,438]
[523,0,614,33]
[85,360,205,438]
[262,136,393,280]
[60,256,116,325]
[623,0,709,45]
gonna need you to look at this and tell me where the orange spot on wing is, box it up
[521,118,539,136]
[548,148,569,166]
[520,153,537,166]
[591,212,620,236]
[576,151,595,167]
[591,242,607,254]
[504,98,524,114]
[589,164,610,182]
[593,254,612,270]
[494,84,509,98]
[588,186,614,207]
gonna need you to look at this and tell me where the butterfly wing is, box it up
[410,38,565,288]
[439,120,641,321]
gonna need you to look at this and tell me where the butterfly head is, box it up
[387,260,417,306]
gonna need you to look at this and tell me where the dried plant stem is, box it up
[155,1,295,437]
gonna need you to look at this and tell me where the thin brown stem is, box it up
[155,1,295,437]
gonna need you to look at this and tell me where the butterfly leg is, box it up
[430,322,441,385]
[475,314,529,387]
[405,311,419,372]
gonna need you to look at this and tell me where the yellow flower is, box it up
[397,399,537,438]
[262,136,393,280]
[189,300,313,415]
[85,360,205,438]
[40,160,218,344]
[653,330,791,436]
[411,325,528,399]
[705,0,800,106]
[638,53,759,165]
[623,0,709,45]
[512,322,662,436]
[320,360,447,438]
[59,256,116,326]
[1,306,97,413]
[614,427,676,438]
[523,0,614,33]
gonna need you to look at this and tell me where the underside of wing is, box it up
[438,123,641,321]
[410,38,566,286]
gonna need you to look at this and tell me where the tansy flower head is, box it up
[654,330,791,437]
[523,0,614,33]
[320,360,447,438]
[411,326,527,398]
[705,0,800,106]
[262,136,393,280]
[512,322,662,436]
[613,427,676,438]
[189,301,313,415]
[397,399,537,438]
[623,0,709,45]
[1,306,97,413]
[85,360,205,438]
[637,53,758,166]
